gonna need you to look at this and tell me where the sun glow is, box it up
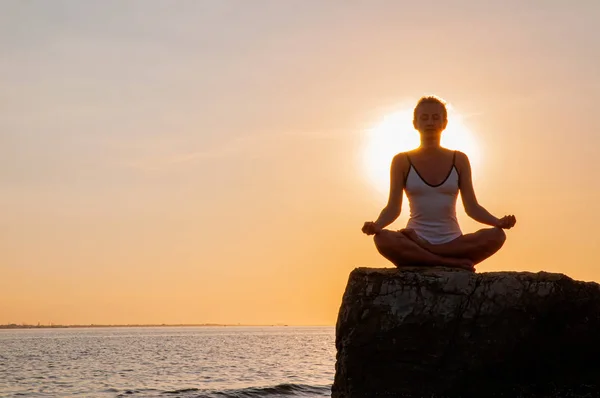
[362,107,481,195]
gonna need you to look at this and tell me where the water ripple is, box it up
[0,326,334,397]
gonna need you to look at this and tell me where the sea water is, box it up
[0,326,335,397]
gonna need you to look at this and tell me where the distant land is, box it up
[0,323,295,330]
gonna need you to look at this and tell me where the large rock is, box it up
[332,267,600,398]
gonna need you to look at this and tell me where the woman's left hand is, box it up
[496,215,516,229]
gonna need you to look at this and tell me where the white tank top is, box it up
[404,152,462,245]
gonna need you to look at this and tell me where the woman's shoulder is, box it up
[451,150,472,175]
[452,150,470,163]
[392,152,411,165]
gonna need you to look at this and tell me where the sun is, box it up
[362,106,480,195]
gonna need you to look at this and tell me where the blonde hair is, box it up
[413,95,448,121]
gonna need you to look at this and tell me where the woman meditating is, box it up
[362,96,516,271]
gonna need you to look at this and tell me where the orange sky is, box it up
[2,1,600,325]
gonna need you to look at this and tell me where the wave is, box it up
[162,383,331,397]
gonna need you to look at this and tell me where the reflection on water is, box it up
[0,326,335,397]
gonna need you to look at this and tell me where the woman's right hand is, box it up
[362,221,382,235]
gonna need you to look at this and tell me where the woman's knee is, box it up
[487,227,506,249]
[373,229,392,250]
[374,229,407,253]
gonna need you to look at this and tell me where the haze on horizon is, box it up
[2,1,600,326]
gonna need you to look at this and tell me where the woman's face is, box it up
[413,102,448,136]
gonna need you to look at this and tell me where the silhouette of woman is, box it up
[362,96,516,271]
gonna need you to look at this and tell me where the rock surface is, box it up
[332,267,600,398]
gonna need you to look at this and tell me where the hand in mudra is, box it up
[496,215,516,229]
[362,221,382,235]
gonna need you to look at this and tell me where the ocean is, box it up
[0,326,335,397]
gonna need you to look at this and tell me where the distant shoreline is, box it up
[0,323,332,330]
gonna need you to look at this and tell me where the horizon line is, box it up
[0,323,335,330]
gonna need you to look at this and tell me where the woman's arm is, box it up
[374,154,407,227]
[456,151,501,227]
[362,154,408,235]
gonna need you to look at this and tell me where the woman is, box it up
[362,96,516,271]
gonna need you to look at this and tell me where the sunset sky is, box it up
[2,1,600,326]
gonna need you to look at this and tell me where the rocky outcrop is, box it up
[332,267,600,398]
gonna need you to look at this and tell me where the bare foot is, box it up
[400,228,430,248]
[444,257,475,272]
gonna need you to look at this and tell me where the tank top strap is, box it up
[404,152,412,185]
[453,150,461,185]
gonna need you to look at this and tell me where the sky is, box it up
[2,0,600,326]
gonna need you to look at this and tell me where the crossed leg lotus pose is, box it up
[362,96,516,272]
